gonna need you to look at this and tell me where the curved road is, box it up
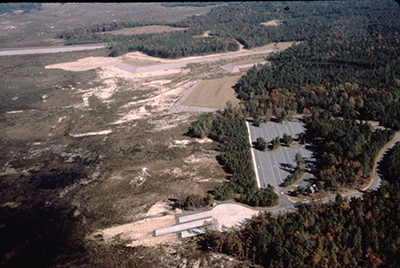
[253,121,400,214]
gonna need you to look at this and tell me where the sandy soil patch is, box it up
[148,113,194,132]
[45,56,121,71]
[90,215,181,247]
[210,204,260,229]
[43,41,294,126]
[168,139,191,148]
[100,25,187,36]
[121,40,285,64]
[111,79,194,124]
[193,30,211,38]
[261,20,282,27]
[181,76,241,109]
[69,129,112,138]
[194,137,213,144]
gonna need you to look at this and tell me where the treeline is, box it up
[0,3,42,15]
[201,183,400,267]
[188,111,278,207]
[235,35,400,127]
[55,20,174,39]
[235,33,400,128]
[306,116,395,190]
[381,142,400,185]
[105,31,239,58]
[55,0,399,58]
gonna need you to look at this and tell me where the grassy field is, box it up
[181,75,241,109]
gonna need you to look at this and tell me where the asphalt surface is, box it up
[0,44,109,56]
[247,119,315,210]
[247,119,400,213]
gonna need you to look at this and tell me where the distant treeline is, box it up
[235,29,400,129]
[55,0,399,58]
[0,3,42,15]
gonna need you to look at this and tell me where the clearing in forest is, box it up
[260,20,282,27]
[181,76,241,109]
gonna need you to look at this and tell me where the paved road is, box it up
[247,119,315,210]
[247,118,400,213]
[0,44,109,56]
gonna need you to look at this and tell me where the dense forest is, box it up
[201,180,400,267]
[305,117,395,191]
[56,0,400,58]
[380,142,400,184]
[235,36,400,129]
[182,1,400,266]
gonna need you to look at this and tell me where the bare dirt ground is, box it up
[0,45,266,267]
[1,43,294,267]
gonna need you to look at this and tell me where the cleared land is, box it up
[0,36,294,267]
[181,76,241,109]
[100,25,188,35]
[260,20,282,27]
[154,203,259,238]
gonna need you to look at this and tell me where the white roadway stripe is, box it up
[246,121,261,189]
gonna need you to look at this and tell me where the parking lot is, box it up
[247,119,316,194]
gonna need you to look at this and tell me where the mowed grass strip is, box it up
[100,25,187,36]
[254,41,295,52]
[181,76,241,109]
